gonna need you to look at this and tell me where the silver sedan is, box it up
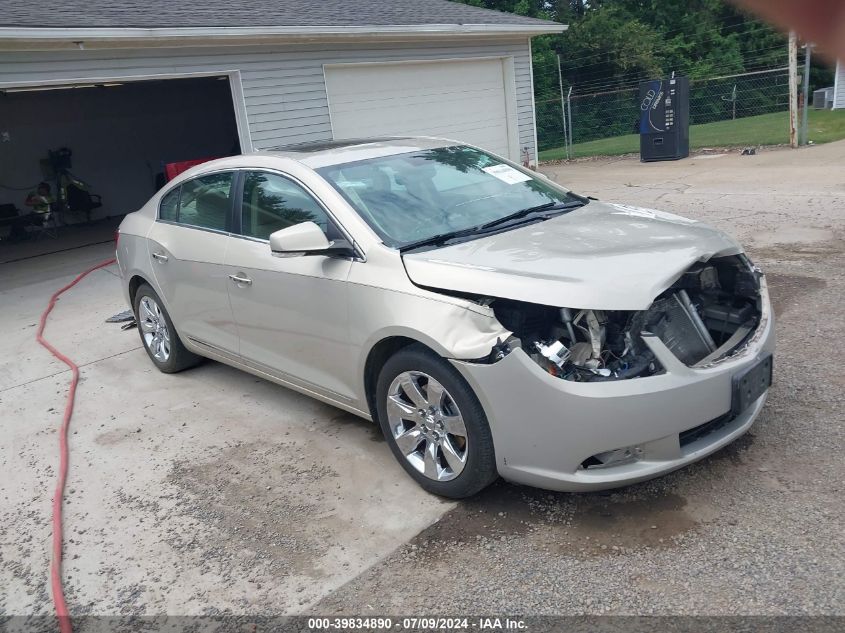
[117,137,774,498]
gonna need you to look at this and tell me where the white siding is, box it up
[0,38,538,158]
[834,61,845,109]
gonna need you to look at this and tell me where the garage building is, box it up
[0,0,565,253]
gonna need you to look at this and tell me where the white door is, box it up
[324,58,517,159]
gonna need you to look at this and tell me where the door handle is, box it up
[228,273,252,286]
[152,252,169,263]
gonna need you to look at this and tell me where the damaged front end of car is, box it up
[476,254,766,381]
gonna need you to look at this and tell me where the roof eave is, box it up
[0,23,568,47]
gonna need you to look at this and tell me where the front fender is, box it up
[351,284,511,404]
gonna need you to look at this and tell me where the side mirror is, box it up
[269,222,332,257]
[269,222,354,258]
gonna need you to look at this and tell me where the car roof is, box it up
[257,136,458,168]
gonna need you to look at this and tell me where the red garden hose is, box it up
[36,257,117,633]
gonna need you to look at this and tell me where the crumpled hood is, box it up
[402,201,742,311]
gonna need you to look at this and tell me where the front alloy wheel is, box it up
[376,345,497,498]
[386,371,468,481]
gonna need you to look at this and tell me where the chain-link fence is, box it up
[536,67,791,158]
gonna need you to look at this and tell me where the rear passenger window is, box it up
[241,171,330,240]
[159,187,180,221]
[174,172,234,231]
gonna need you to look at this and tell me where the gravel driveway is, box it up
[316,143,845,616]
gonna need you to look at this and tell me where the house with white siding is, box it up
[0,0,565,224]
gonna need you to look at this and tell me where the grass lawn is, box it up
[538,108,845,161]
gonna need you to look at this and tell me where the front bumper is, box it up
[451,284,775,492]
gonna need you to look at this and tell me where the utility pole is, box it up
[557,55,570,160]
[567,86,574,158]
[788,30,799,148]
[801,42,813,145]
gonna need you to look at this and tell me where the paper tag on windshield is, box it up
[482,164,532,185]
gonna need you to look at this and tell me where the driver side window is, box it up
[241,171,330,240]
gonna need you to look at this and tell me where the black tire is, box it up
[133,283,201,373]
[376,344,497,498]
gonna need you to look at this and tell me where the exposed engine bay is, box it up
[486,255,763,381]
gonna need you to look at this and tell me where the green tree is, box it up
[558,5,663,88]
[454,0,786,89]
[450,0,808,147]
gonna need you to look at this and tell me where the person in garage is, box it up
[25,182,54,215]
[6,182,53,241]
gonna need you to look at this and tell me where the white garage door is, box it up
[324,58,516,159]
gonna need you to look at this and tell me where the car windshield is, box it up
[316,146,582,248]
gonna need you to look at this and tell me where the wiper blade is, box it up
[479,199,586,231]
[398,198,588,253]
[398,225,485,252]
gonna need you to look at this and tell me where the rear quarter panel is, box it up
[116,208,156,307]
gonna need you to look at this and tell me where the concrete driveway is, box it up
[2,141,843,618]
[0,245,450,616]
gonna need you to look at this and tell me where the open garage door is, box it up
[0,76,242,260]
[324,58,518,160]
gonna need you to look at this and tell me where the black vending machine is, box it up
[639,75,689,162]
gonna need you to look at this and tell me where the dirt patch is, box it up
[94,428,140,446]
[107,440,345,593]
[559,493,698,556]
[166,440,342,580]
[403,480,703,562]
[764,273,827,317]
[749,238,845,263]
[408,481,541,547]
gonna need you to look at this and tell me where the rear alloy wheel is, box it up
[138,295,171,363]
[376,345,497,498]
[133,283,201,373]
